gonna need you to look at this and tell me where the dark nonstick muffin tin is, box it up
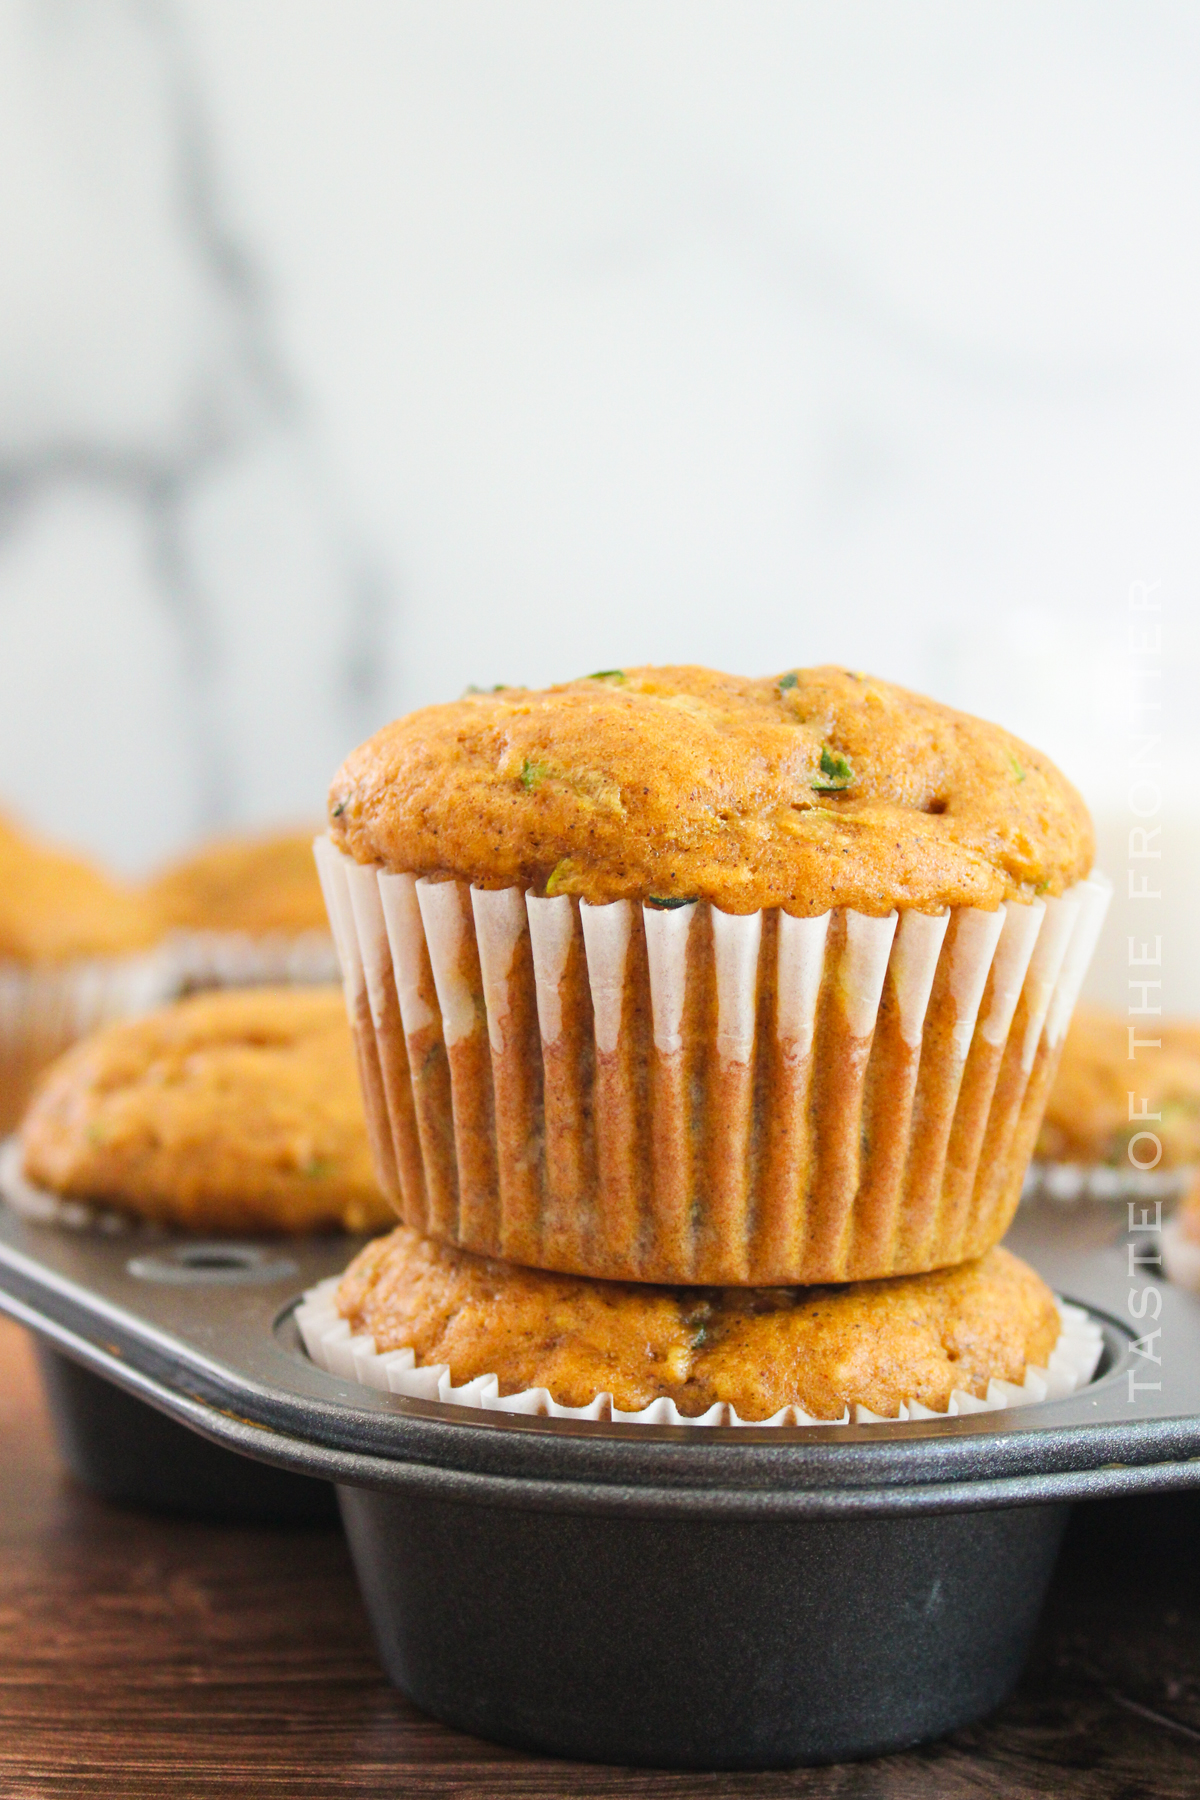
[0,1196,1195,1769]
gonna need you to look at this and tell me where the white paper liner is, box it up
[295,1277,1103,1429]
[318,830,1111,1283]
[1023,1160,1194,1205]
[157,928,339,994]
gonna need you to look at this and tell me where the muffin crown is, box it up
[0,813,157,962]
[330,665,1092,915]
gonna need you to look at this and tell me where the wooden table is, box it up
[0,1318,1197,1797]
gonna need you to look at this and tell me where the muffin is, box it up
[147,828,338,990]
[319,665,1109,1285]
[15,987,393,1233]
[0,812,168,1132]
[1037,1004,1200,1173]
[304,1226,1092,1424]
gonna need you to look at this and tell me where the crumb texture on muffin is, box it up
[336,1228,1060,1420]
[329,666,1093,916]
[0,814,157,962]
[19,987,393,1233]
[1037,1004,1200,1169]
[148,829,330,936]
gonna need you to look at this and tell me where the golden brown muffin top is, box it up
[329,666,1093,917]
[19,987,393,1235]
[1037,1004,1200,1169]
[336,1229,1060,1420]
[0,814,158,963]
[147,829,329,936]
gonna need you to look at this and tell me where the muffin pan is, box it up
[0,1195,1195,1768]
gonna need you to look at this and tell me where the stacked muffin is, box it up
[311,665,1109,1423]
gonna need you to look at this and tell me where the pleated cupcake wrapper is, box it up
[0,948,178,1136]
[1024,1160,1194,1205]
[296,1276,1103,1428]
[157,928,339,994]
[316,835,1111,1284]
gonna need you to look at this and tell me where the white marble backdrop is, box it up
[0,1,1196,1000]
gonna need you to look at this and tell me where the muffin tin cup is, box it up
[0,1193,1192,1768]
[34,1340,338,1523]
[0,1140,343,1522]
[0,949,177,1134]
[315,838,1111,1284]
[338,1475,1072,1767]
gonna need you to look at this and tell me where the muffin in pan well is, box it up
[147,828,338,991]
[17,986,394,1234]
[321,665,1109,1285]
[333,1226,1062,1424]
[0,813,168,1133]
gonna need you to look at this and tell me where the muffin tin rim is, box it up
[0,1197,1198,1514]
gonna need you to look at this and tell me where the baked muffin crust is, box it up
[336,1229,1060,1420]
[330,666,1093,916]
[148,829,329,936]
[20,987,393,1233]
[0,815,157,962]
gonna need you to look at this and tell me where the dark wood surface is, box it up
[0,1319,1197,1797]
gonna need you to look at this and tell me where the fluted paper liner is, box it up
[156,928,338,994]
[1024,1162,1192,1205]
[316,837,1111,1284]
[295,1275,1104,1428]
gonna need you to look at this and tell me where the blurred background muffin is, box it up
[1032,1004,1200,1200]
[147,828,337,992]
[0,811,170,1133]
[11,986,391,1235]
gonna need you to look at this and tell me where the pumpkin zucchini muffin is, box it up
[147,828,337,993]
[334,1227,1061,1422]
[320,666,1108,1285]
[149,829,330,938]
[0,813,166,1132]
[17,987,393,1234]
[1037,1004,1200,1171]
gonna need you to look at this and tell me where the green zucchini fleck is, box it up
[331,801,345,818]
[520,758,548,791]
[646,894,695,910]
[778,671,799,690]
[302,1157,333,1179]
[811,745,854,793]
[1009,754,1026,783]
[588,670,625,683]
